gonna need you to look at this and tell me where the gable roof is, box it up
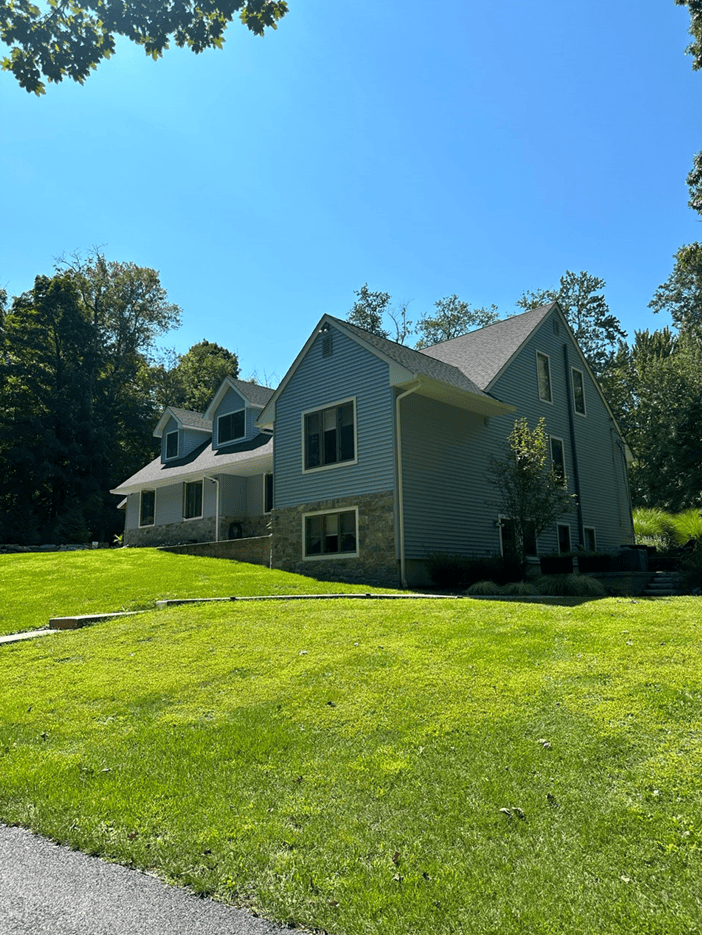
[203,377,275,421]
[153,407,213,438]
[420,303,556,391]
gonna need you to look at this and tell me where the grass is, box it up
[1,582,701,934]
[0,549,398,636]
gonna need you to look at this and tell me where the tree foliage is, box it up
[650,243,702,333]
[688,151,702,214]
[0,253,181,543]
[154,339,239,412]
[517,270,626,375]
[676,0,702,70]
[488,417,575,564]
[347,284,392,339]
[0,0,288,94]
[415,295,499,348]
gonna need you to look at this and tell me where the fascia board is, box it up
[413,375,515,417]
[203,376,245,421]
[153,407,176,438]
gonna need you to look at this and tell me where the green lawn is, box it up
[1,574,701,934]
[0,549,398,636]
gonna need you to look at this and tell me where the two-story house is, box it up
[112,302,634,587]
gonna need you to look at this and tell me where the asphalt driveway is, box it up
[0,824,292,935]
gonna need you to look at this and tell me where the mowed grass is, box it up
[0,549,398,636]
[1,593,701,934]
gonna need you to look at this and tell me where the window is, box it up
[304,509,358,558]
[499,517,537,559]
[557,524,572,554]
[218,410,245,444]
[303,400,355,470]
[550,437,566,485]
[583,527,597,551]
[537,352,552,403]
[572,368,586,415]
[139,490,155,527]
[264,473,273,513]
[165,431,179,459]
[183,480,203,519]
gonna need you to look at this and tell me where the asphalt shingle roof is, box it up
[226,379,276,407]
[329,316,493,399]
[168,408,213,432]
[419,303,556,390]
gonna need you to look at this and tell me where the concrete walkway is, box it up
[0,824,291,935]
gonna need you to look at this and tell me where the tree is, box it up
[415,295,499,348]
[348,284,392,338]
[1,0,288,94]
[688,151,702,214]
[517,270,626,375]
[650,243,702,333]
[488,417,575,564]
[154,339,240,412]
[677,0,702,70]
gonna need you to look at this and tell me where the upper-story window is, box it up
[537,352,552,403]
[303,399,356,471]
[218,410,245,445]
[572,368,586,416]
[165,431,179,459]
[550,437,566,485]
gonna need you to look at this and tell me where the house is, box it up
[112,302,634,587]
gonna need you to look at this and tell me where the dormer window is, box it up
[165,431,179,459]
[218,410,245,445]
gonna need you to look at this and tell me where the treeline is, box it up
[0,252,240,545]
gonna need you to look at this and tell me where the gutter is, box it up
[395,379,421,588]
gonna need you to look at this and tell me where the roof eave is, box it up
[406,375,515,417]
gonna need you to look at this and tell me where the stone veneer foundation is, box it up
[125,514,270,548]
[271,490,399,587]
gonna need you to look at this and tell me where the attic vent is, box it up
[553,319,560,335]
[322,333,333,357]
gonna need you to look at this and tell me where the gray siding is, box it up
[161,415,209,461]
[213,387,245,446]
[247,474,265,516]
[274,326,395,508]
[489,310,633,553]
[220,474,247,515]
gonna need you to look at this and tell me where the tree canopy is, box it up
[0,0,288,94]
[649,243,702,334]
[154,339,240,412]
[517,270,626,375]
[677,0,702,69]
[415,295,499,348]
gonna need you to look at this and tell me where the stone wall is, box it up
[125,514,270,548]
[158,536,272,566]
[271,490,399,587]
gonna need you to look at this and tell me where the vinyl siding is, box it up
[247,474,265,515]
[161,415,210,461]
[274,326,395,508]
[489,310,633,553]
[220,474,247,515]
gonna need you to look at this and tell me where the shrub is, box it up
[425,553,524,589]
[667,509,702,546]
[534,574,606,597]
[633,507,671,541]
[502,581,539,596]
[466,580,504,596]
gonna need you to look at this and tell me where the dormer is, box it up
[153,407,213,463]
[204,377,276,449]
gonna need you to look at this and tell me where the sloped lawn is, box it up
[1,595,701,934]
[0,548,398,636]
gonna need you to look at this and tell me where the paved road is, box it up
[0,824,290,935]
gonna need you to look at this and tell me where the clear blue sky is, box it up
[2,0,701,385]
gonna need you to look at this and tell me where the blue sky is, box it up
[2,0,701,385]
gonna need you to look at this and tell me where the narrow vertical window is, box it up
[264,473,273,513]
[557,524,572,554]
[537,353,552,403]
[572,368,586,415]
[183,481,203,519]
[166,431,179,459]
[140,490,155,526]
[583,527,596,551]
[550,437,566,485]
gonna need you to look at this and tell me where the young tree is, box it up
[415,295,499,348]
[517,270,626,375]
[1,0,288,94]
[488,417,575,564]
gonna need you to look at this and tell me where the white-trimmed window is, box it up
[572,368,586,416]
[557,523,572,554]
[303,399,356,471]
[165,431,179,459]
[303,508,358,558]
[218,409,245,445]
[583,527,597,551]
[498,516,538,558]
[183,480,203,520]
[264,473,273,514]
[139,490,155,527]
[550,436,566,485]
[537,352,553,403]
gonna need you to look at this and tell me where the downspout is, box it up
[563,346,584,547]
[204,476,220,543]
[395,379,421,588]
